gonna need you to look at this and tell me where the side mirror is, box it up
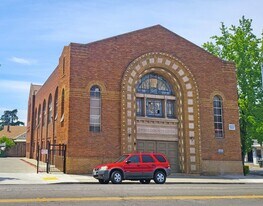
[126,160,131,164]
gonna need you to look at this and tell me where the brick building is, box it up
[26,25,243,175]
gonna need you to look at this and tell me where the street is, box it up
[0,184,263,205]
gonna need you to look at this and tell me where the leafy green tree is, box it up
[0,109,25,131]
[0,136,15,149]
[203,16,263,158]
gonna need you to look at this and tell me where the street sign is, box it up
[41,149,48,155]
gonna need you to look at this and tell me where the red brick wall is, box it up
[26,46,71,160]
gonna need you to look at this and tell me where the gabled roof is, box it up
[69,24,223,64]
[13,132,26,142]
[0,126,27,140]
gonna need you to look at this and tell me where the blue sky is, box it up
[0,0,262,124]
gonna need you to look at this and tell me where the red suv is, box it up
[93,153,171,184]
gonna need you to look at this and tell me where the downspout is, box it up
[30,91,36,158]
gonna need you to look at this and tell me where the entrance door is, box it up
[137,140,180,173]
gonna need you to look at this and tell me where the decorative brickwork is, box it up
[121,52,201,173]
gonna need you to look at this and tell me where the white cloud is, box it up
[0,80,31,92]
[9,57,37,65]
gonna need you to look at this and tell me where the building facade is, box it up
[26,25,243,175]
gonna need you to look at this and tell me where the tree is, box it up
[203,16,263,158]
[0,109,25,131]
[0,136,15,149]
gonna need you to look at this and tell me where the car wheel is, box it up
[140,179,151,184]
[153,171,166,184]
[111,171,123,184]
[99,179,109,184]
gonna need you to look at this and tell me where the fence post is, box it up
[46,141,50,173]
[63,144,66,173]
[37,144,39,173]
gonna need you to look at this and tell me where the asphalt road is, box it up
[0,184,263,206]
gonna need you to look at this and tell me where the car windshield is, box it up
[115,155,129,163]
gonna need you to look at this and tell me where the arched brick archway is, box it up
[121,52,201,174]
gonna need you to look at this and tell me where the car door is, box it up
[140,154,156,178]
[122,155,141,179]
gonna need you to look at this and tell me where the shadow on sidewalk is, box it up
[0,177,19,182]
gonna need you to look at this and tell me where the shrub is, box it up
[0,136,15,149]
[243,165,249,176]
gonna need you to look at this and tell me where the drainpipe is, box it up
[30,91,36,158]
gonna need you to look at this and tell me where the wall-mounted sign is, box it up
[229,124,236,131]
[41,149,48,155]
[218,149,224,154]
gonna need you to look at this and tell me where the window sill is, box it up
[136,116,178,124]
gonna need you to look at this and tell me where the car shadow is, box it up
[0,177,19,182]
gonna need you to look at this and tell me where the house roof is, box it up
[0,126,27,140]
[13,132,26,143]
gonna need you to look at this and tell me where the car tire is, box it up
[111,171,123,184]
[140,179,151,184]
[99,179,109,184]
[153,171,166,184]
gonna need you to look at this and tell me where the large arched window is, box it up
[48,94,52,124]
[38,105,41,126]
[137,73,173,95]
[61,89,65,122]
[90,85,101,132]
[54,88,58,120]
[136,73,175,118]
[213,95,224,138]
[42,100,46,127]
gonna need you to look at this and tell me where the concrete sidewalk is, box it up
[0,158,263,185]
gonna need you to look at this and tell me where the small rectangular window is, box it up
[167,100,175,118]
[146,99,163,117]
[136,98,144,116]
[89,125,100,132]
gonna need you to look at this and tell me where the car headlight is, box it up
[99,166,108,171]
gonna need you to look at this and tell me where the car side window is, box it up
[153,154,166,162]
[142,155,155,163]
[127,155,140,163]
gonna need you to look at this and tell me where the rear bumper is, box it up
[93,169,110,181]
[166,168,171,176]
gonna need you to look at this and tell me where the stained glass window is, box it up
[136,73,175,119]
[136,73,173,95]
[167,100,175,118]
[136,98,144,116]
[146,99,163,117]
